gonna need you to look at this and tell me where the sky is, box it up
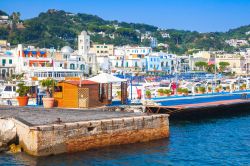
[1,0,250,32]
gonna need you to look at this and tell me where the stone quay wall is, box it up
[13,114,169,156]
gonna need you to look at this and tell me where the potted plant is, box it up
[241,84,246,90]
[117,91,121,99]
[177,88,183,95]
[195,87,198,94]
[157,88,164,96]
[163,89,172,96]
[40,78,56,108]
[145,90,151,99]
[215,87,220,93]
[198,87,206,94]
[182,88,189,96]
[208,86,212,93]
[218,85,223,91]
[232,84,235,91]
[16,83,30,106]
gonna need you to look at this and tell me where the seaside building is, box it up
[110,46,152,73]
[160,53,177,74]
[215,53,246,74]
[90,44,114,57]
[54,46,89,75]
[145,53,162,74]
[150,37,158,48]
[90,44,114,72]
[0,50,15,80]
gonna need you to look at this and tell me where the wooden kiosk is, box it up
[54,74,127,108]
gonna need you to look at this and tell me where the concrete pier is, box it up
[0,106,169,156]
[145,99,250,120]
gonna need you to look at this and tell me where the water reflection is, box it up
[13,138,170,166]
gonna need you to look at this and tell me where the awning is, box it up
[88,73,127,83]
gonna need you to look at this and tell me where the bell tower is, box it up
[78,31,90,55]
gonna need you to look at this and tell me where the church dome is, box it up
[61,46,73,54]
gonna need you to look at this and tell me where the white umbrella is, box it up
[88,73,127,83]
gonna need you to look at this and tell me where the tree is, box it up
[207,64,218,73]
[195,61,208,71]
[10,12,21,29]
[219,62,230,72]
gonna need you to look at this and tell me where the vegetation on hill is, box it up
[0,9,250,54]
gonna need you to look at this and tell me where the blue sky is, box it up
[1,0,250,32]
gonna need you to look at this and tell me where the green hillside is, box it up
[0,9,250,54]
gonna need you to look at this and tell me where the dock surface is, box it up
[0,106,145,126]
[163,99,250,109]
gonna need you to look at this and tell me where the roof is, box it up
[61,80,98,86]
[88,73,127,83]
[61,46,73,54]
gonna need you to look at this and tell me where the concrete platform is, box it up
[0,106,169,156]
[145,99,250,120]
[0,106,145,126]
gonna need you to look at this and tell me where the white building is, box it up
[110,46,152,73]
[225,39,249,47]
[0,51,15,79]
[54,46,88,75]
[150,37,158,48]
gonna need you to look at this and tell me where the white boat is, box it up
[0,84,18,99]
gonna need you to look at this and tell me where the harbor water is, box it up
[1,112,249,165]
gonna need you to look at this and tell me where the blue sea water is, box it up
[1,113,250,166]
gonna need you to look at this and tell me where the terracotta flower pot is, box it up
[17,96,29,106]
[158,92,164,96]
[42,98,54,108]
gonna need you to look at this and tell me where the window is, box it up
[4,86,12,91]
[2,59,6,66]
[135,62,138,67]
[104,46,108,48]
[54,86,62,92]
[80,64,85,70]
[9,59,12,64]
[70,64,75,70]
[97,46,100,48]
